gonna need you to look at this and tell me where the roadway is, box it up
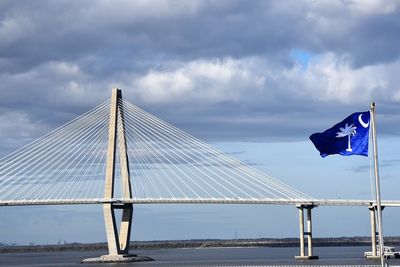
[1,198,400,207]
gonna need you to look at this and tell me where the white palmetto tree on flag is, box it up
[336,123,357,152]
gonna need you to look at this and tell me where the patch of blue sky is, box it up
[290,49,315,70]
[215,137,400,200]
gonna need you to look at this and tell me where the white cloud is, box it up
[47,62,81,77]
[293,53,400,104]
[1,61,83,83]
[307,0,398,17]
[346,0,398,15]
[2,54,399,124]
[393,90,400,102]
[131,54,400,108]
[134,58,266,104]
[136,69,193,102]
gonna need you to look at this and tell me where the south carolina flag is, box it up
[310,111,370,158]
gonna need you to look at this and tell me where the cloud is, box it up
[310,0,398,16]
[132,53,400,106]
[0,111,45,154]
[1,0,399,73]
[0,0,399,147]
[352,159,400,173]
[289,53,400,104]
[120,54,400,141]
[92,0,207,23]
[2,53,400,146]
[133,58,266,104]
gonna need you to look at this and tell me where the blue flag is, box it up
[310,111,370,157]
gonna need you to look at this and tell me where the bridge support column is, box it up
[103,88,134,257]
[366,205,385,260]
[295,205,318,260]
[103,203,133,255]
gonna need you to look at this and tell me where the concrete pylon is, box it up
[295,205,318,260]
[103,88,133,256]
[366,205,385,260]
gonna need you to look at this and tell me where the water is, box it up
[0,246,399,266]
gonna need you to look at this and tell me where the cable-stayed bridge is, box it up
[0,89,398,260]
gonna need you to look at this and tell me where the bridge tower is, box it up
[103,88,133,256]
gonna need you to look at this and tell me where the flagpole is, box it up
[371,102,385,266]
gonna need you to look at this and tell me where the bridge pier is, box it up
[103,203,133,255]
[366,205,385,259]
[82,89,154,263]
[103,88,134,258]
[295,205,318,260]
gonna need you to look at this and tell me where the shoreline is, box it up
[1,236,400,254]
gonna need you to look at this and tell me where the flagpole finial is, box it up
[371,102,375,109]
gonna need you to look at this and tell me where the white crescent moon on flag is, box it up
[358,114,369,128]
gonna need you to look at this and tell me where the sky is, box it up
[0,0,400,245]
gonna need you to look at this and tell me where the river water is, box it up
[0,246,399,266]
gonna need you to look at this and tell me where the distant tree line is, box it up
[1,236,400,253]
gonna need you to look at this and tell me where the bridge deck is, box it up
[1,198,400,207]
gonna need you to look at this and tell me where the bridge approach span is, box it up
[1,198,400,207]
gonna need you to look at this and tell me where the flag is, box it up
[310,111,370,157]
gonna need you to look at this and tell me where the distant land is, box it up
[1,237,400,253]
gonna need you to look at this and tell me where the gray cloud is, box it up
[1,1,398,69]
[0,0,400,152]
[352,159,400,173]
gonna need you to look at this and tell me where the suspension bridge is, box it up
[0,89,399,261]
